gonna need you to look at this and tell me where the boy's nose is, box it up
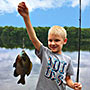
[51,41,55,45]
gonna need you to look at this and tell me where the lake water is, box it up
[0,48,90,90]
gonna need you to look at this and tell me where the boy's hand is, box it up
[74,82,82,90]
[18,2,29,18]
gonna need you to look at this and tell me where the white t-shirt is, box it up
[35,45,74,90]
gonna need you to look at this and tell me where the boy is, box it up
[18,2,82,90]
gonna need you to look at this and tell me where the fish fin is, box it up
[13,62,16,67]
[27,69,31,76]
[17,75,25,85]
[27,73,29,76]
[27,72,30,76]
[13,69,19,77]
[27,63,32,76]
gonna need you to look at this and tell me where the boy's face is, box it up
[48,34,67,54]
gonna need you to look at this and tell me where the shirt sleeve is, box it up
[66,60,74,76]
[35,45,48,63]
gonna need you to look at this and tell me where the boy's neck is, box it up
[52,51,62,55]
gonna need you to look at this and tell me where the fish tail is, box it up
[17,75,25,85]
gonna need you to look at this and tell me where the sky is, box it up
[0,0,90,28]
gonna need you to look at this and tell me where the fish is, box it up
[13,50,32,85]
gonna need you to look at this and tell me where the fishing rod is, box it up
[76,0,81,82]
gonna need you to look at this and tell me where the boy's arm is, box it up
[65,76,75,89]
[18,2,42,51]
[23,14,42,51]
[65,76,82,90]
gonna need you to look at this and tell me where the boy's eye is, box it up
[55,39,60,42]
[48,39,52,42]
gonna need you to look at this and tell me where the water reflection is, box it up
[0,48,90,90]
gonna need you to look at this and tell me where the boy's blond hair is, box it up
[48,26,67,40]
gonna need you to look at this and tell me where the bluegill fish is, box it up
[13,50,32,85]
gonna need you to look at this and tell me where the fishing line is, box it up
[76,0,81,82]
[23,37,25,49]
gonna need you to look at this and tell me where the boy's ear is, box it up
[64,38,67,45]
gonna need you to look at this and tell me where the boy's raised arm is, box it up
[18,2,42,51]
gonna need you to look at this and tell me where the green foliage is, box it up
[0,26,90,51]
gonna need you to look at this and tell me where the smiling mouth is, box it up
[51,46,57,49]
